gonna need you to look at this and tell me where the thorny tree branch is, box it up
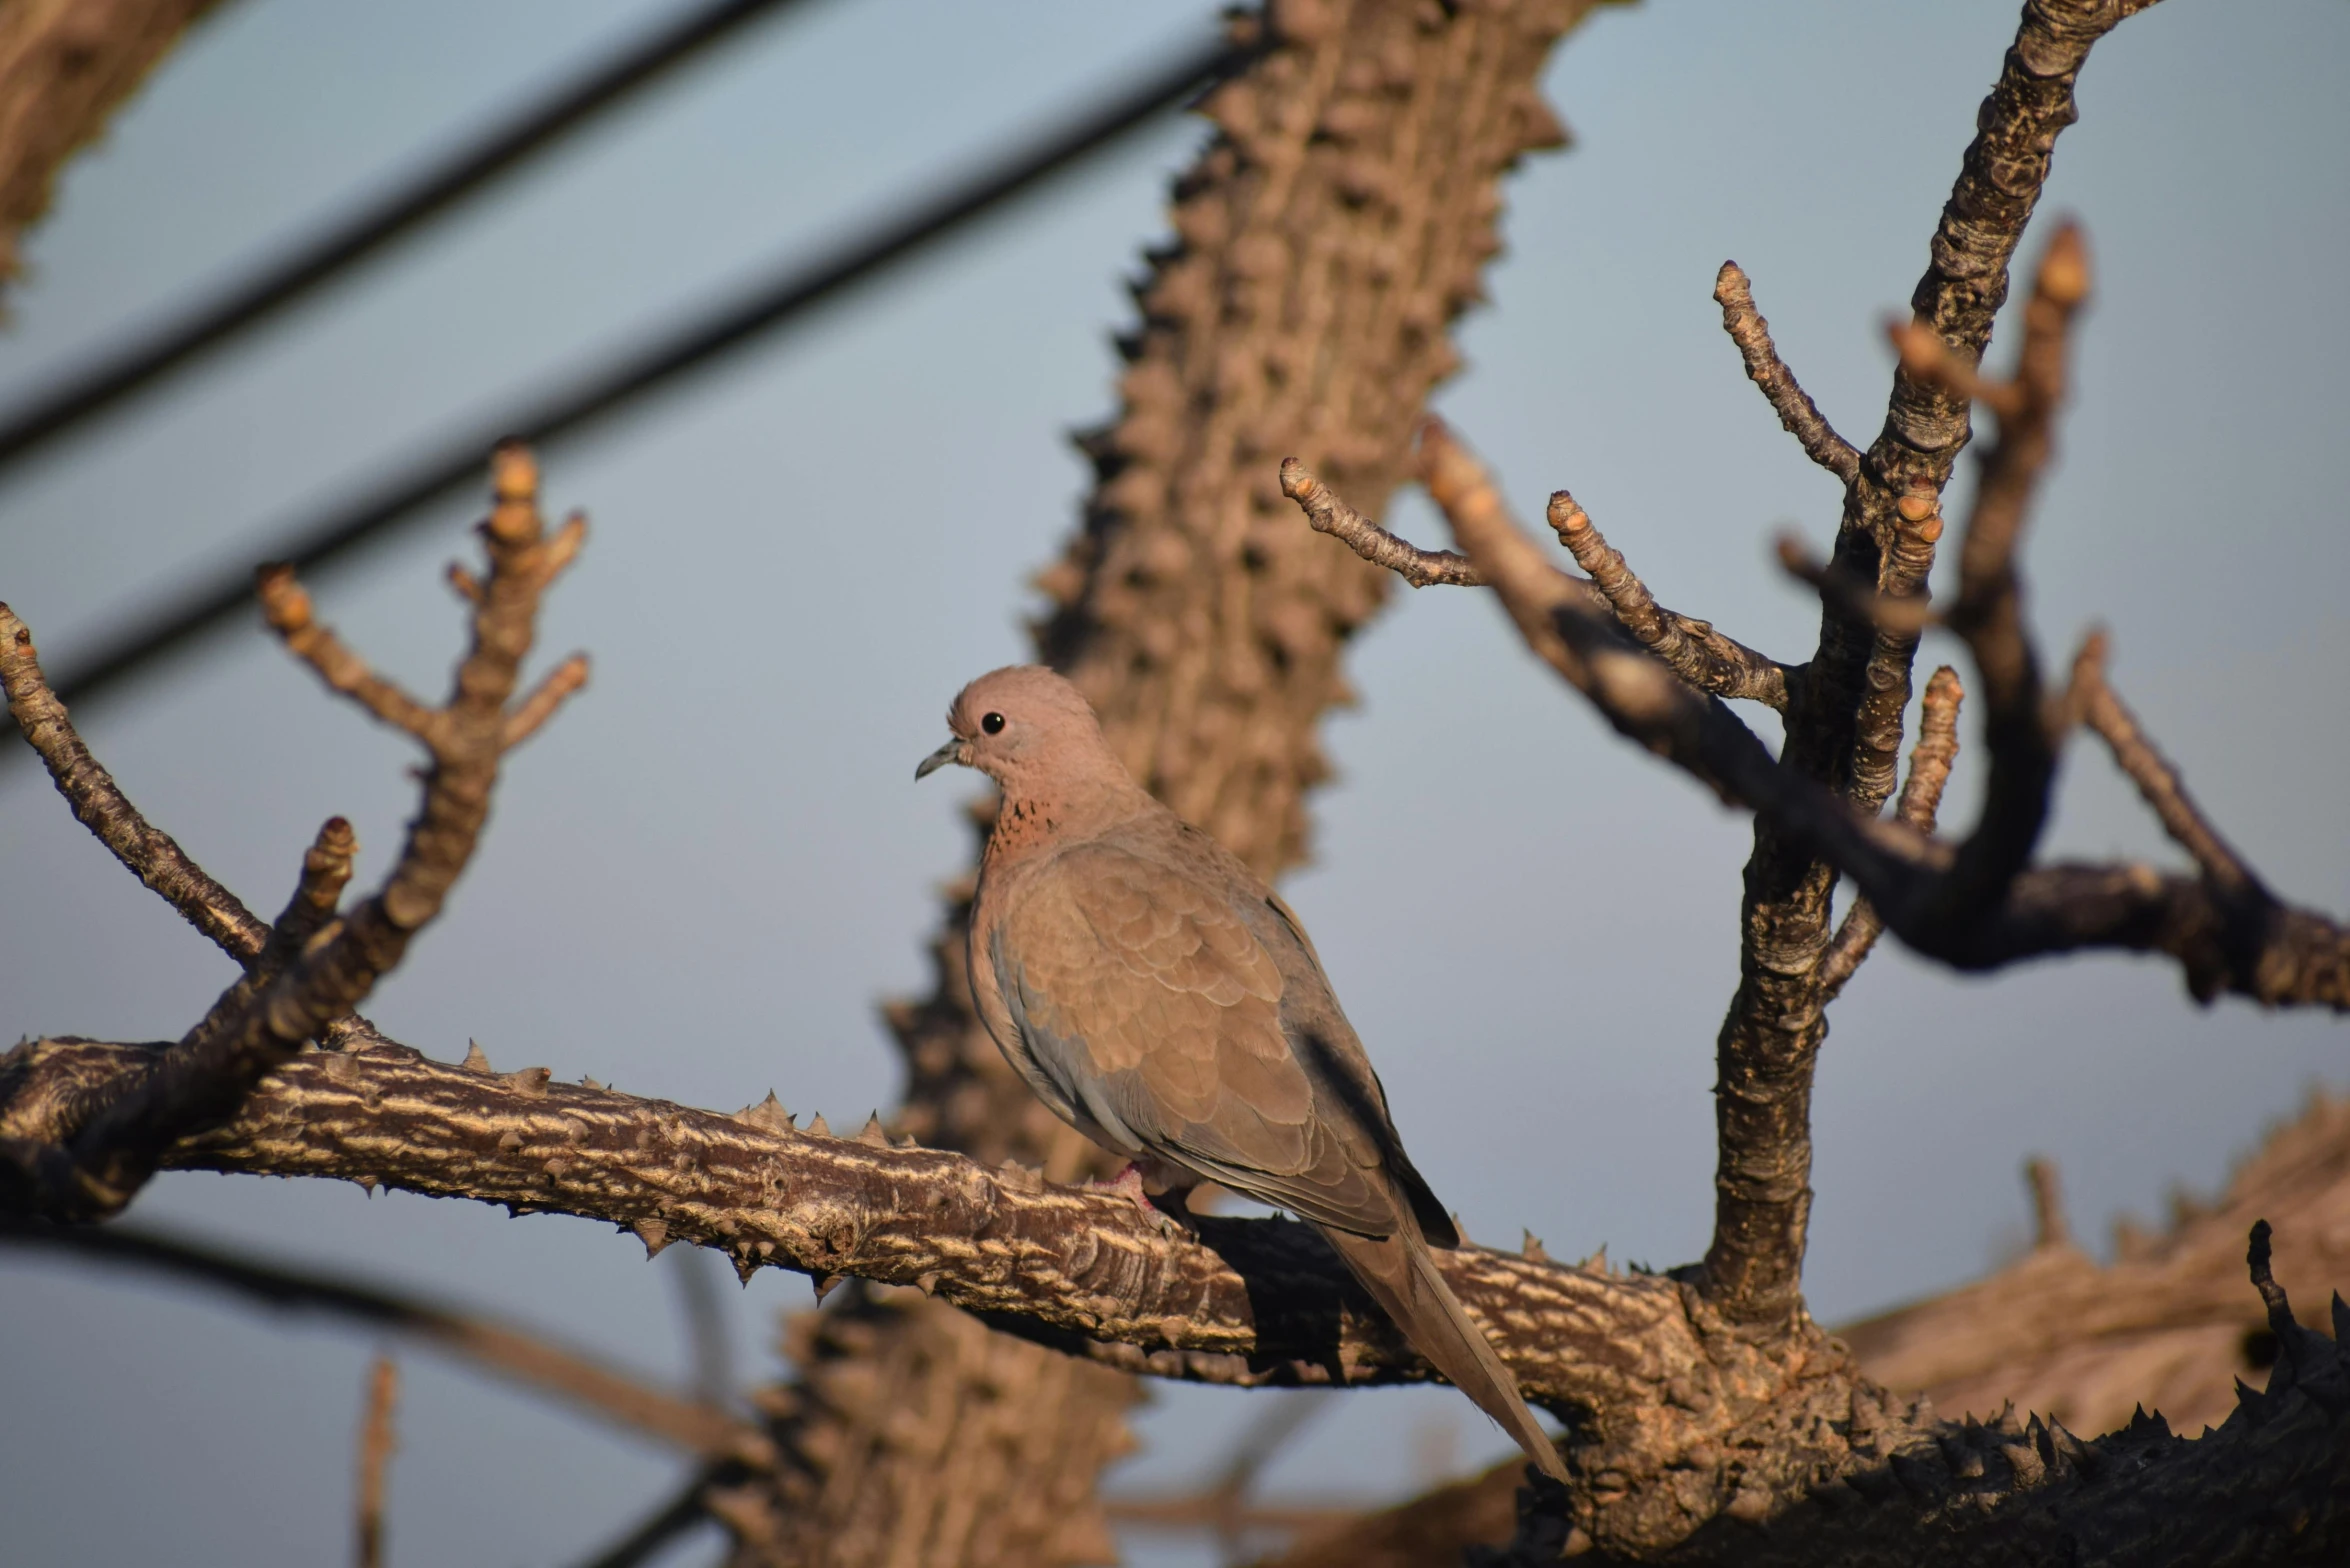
[12,1024,2335,1563]
[0,444,590,1221]
[0,1216,767,1460]
[0,1032,1707,1413]
[1712,261,1860,486]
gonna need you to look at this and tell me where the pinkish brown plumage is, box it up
[917,665,1567,1483]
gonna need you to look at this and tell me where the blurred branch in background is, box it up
[0,0,232,294]
[666,1242,736,1408]
[0,23,1250,754]
[0,0,823,473]
[354,1355,400,1568]
[0,1216,769,1462]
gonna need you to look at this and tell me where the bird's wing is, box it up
[998,838,1398,1235]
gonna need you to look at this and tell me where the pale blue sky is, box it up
[2,3,2344,1564]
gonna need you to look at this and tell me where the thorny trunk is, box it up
[0,0,230,288]
[730,3,1604,1561]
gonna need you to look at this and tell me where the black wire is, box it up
[20,31,1245,730]
[0,0,819,476]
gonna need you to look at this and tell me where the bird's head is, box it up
[916,665,1123,794]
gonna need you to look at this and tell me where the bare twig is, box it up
[1537,471,1796,710]
[503,652,591,750]
[1714,261,1860,484]
[0,1215,769,1459]
[0,602,268,962]
[1817,666,1963,1000]
[666,1245,735,1407]
[4,444,589,1220]
[2024,1155,2071,1251]
[259,568,444,744]
[1416,229,2346,1012]
[1286,430,1797,711]
[1279,456,1481,588]
[2075,651,2262,897]
[355,1356,399,1568]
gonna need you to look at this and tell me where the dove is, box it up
[917,664,1567,1484]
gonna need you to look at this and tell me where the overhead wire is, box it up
[0,0,825,476]
[8,28,1247,740]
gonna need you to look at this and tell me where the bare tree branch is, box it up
[0,601,269,961]
[1816,666,1963,1001]
[0,444,591,1220]
[355,1356,399,1568]
[1392,230,2346,1012]
[1713,261,1860,485]
[2076,651,2262,898]
[0,1214,768,1460]
[1279,456,1481,588]
[1541,476,1797,711]
[1280,432,1798,710]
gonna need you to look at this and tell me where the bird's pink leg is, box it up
[1086,1158,1204,1237]
[1089,1161,1159,1216]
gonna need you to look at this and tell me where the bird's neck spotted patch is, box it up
[987,796,1061,861]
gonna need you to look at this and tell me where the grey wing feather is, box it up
[997,833,1413,1238]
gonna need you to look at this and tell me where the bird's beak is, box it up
[915,737,966,781]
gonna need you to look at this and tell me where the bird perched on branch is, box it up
[917,664,1568,1485]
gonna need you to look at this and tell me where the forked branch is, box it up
[1281,430,1799,711]
[1412,229,2347,1011]
[0,445,592,1219]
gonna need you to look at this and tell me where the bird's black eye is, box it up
[980,711,1006,735]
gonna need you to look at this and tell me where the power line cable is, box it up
[16,30,1244,736]
[0,0,822,476]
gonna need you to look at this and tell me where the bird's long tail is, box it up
[1318,1222,1570,1485]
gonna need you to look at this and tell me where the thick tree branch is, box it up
[1713,261,1860,485]
[0,601,269,961]
[0,1025,1944,1558]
